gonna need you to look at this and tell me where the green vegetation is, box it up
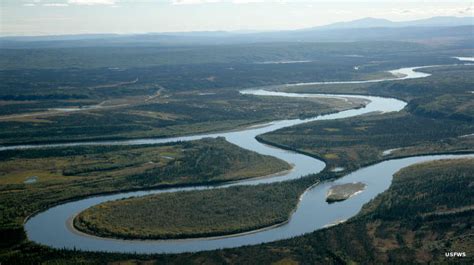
[0,42,463,145]
[74,180,306,239]
[2,158,471,264]
[0,41,473,264]
[166,157,472,265]
[260,111,474,172]
[0,42,432,70]
[0,137,289,186]
[124,137,291,186]
[0,137,289,242]
[0,89,361,145]
[280,64,474,99]
[157,158,472,265]
[280,64,474,119]
[0,144,179,185]
[260,64,474,174]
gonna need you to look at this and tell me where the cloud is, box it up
[22,0,119,7]
[171,0,219,4]
[22,0,42,6]
[232,0,265,4]
[68,0,117,5]
[171,0,285,5]
[43,3,69,6]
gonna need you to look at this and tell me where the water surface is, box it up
[6,63,469,253]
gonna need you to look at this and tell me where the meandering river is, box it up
[3,60,472,254]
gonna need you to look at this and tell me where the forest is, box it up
[74,179,308,240]
[0,89,360,145]
[260,63,474,172]
[0,137,288,246]
[0,39,473,264]
[3,158,471,264]
[259,111,474,172]
[0,41,465,146]
[0,41,444,70]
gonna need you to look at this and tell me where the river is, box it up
[2,60,472,254]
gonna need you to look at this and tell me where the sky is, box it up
[0,0,473,36]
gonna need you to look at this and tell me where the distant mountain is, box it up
[400,16,474,27]
[1,34,121,42]
[1,16,472,49]
[316,17,395,29]
[315,16,473,30]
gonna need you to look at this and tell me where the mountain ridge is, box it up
[311,16,473,30]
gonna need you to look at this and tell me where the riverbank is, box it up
[17,64,444,254]
[3,63,468,256]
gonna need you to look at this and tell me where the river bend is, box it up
[1,61,471,253]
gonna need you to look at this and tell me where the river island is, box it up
[326,182,366,203]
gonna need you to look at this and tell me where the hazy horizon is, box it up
[1,0,473,36]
